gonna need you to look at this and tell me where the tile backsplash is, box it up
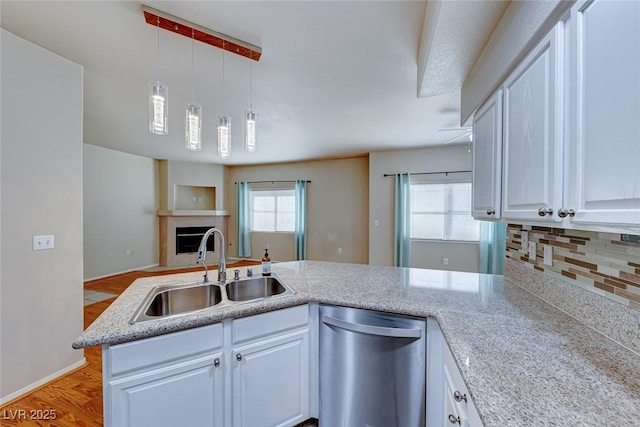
[505,224,640,310]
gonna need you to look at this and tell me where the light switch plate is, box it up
[33,235,54,250]
[543,245,553,266]
[521,231,529,250]
[528,241,536,260]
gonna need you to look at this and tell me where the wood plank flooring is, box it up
[0,262,258,426]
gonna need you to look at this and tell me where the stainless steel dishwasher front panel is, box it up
[319,305,426,427]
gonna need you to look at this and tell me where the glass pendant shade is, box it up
[149,81,168,135]
[244,110,257,152]
[217,115,231,159]
[185,102,202,151]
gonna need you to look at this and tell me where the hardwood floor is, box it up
[0,262,257,426]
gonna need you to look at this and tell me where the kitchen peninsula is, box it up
[74,261,640,426]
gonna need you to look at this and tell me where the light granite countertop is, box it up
[74,261,640,426]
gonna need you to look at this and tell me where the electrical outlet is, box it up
[338,247,342,254]
[33,235,54,250]
[543,245,553,266]
[443,258,449,265]
[528,241,537,260]
[126,249,132,257]
[521,231,529,250]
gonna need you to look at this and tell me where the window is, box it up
[250,188,295,232]
[410,182,479,241]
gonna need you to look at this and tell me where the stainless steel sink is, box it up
[130,282,222,324]
[225,276,291,302]
[129,274,295,324]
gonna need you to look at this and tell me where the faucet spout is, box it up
[196,228,226,283]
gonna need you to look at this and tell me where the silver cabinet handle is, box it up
[486,208,495,216]
[537,207,553,217]
[214,358,220,367]
[454,390,467,403]
[558,208,576,218]
[322,315,421,339]
[448,414,461,424]
[236,353,242,361]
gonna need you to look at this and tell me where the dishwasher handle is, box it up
[322,315,422,339]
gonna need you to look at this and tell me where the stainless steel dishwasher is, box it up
[319,305,426,427]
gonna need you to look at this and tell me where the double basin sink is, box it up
[129,274,294,324]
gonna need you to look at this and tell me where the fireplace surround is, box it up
[158,211,229,267]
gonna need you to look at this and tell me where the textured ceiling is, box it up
[1,1,507,165]
[418,0,509,98]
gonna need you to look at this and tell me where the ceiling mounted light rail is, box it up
[142,5,262,62]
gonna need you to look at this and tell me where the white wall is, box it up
[461,0,572,122]
[226,157,369,264]
[83,144,158,280]
[411,241,479,273]
[1,30,84,403]
[369,145,478,271]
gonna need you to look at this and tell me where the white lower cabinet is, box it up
[104,323,225,427]
[231,305,311,427]
[427,319,482,427]
[108,352,224,427]
[232,330,309,427]
[103,305,312,427]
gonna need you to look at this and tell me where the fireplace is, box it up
[158,212,229,267]
[175,226,215,254]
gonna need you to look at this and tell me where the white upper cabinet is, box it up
[501,23,564,222]
[566,0,640,227]
[472,89,503,220]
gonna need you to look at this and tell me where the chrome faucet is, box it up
[196,228,226,283]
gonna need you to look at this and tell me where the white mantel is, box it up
[157,210,229,217]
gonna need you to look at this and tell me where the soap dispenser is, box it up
[261,248,271,276]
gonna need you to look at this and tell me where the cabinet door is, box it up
[232,330,309,427]
[443,345,483,427]
[502,23,564,222]
[108,352,224,427]
[472,89,503,220]
[567,0,640,227]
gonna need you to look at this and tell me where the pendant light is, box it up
[244,51,257,152]
[217,41,231,159]
[149,16,168,135]
[185,28,202,151]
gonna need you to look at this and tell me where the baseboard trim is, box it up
[84,263,160,282]
[0,358,87,406]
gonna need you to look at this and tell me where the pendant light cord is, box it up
[191,28,195,101]
[221,40,226,108]
[249,52,253,111]
[156,16,161,83]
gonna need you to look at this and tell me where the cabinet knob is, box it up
[557,208,576,218]
[448,414,461,425]
[453,390,467,403]
[486,208,495,216]
[214,358,220,367]
[537,207,553,217]
[236,353,242,361]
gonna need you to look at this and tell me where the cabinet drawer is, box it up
[108,323,222,376]
[233,305,309,344]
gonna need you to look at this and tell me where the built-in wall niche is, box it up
[174,185,216,210]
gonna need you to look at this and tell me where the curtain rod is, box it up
[234,180,311,184]
[383,170,471,177]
